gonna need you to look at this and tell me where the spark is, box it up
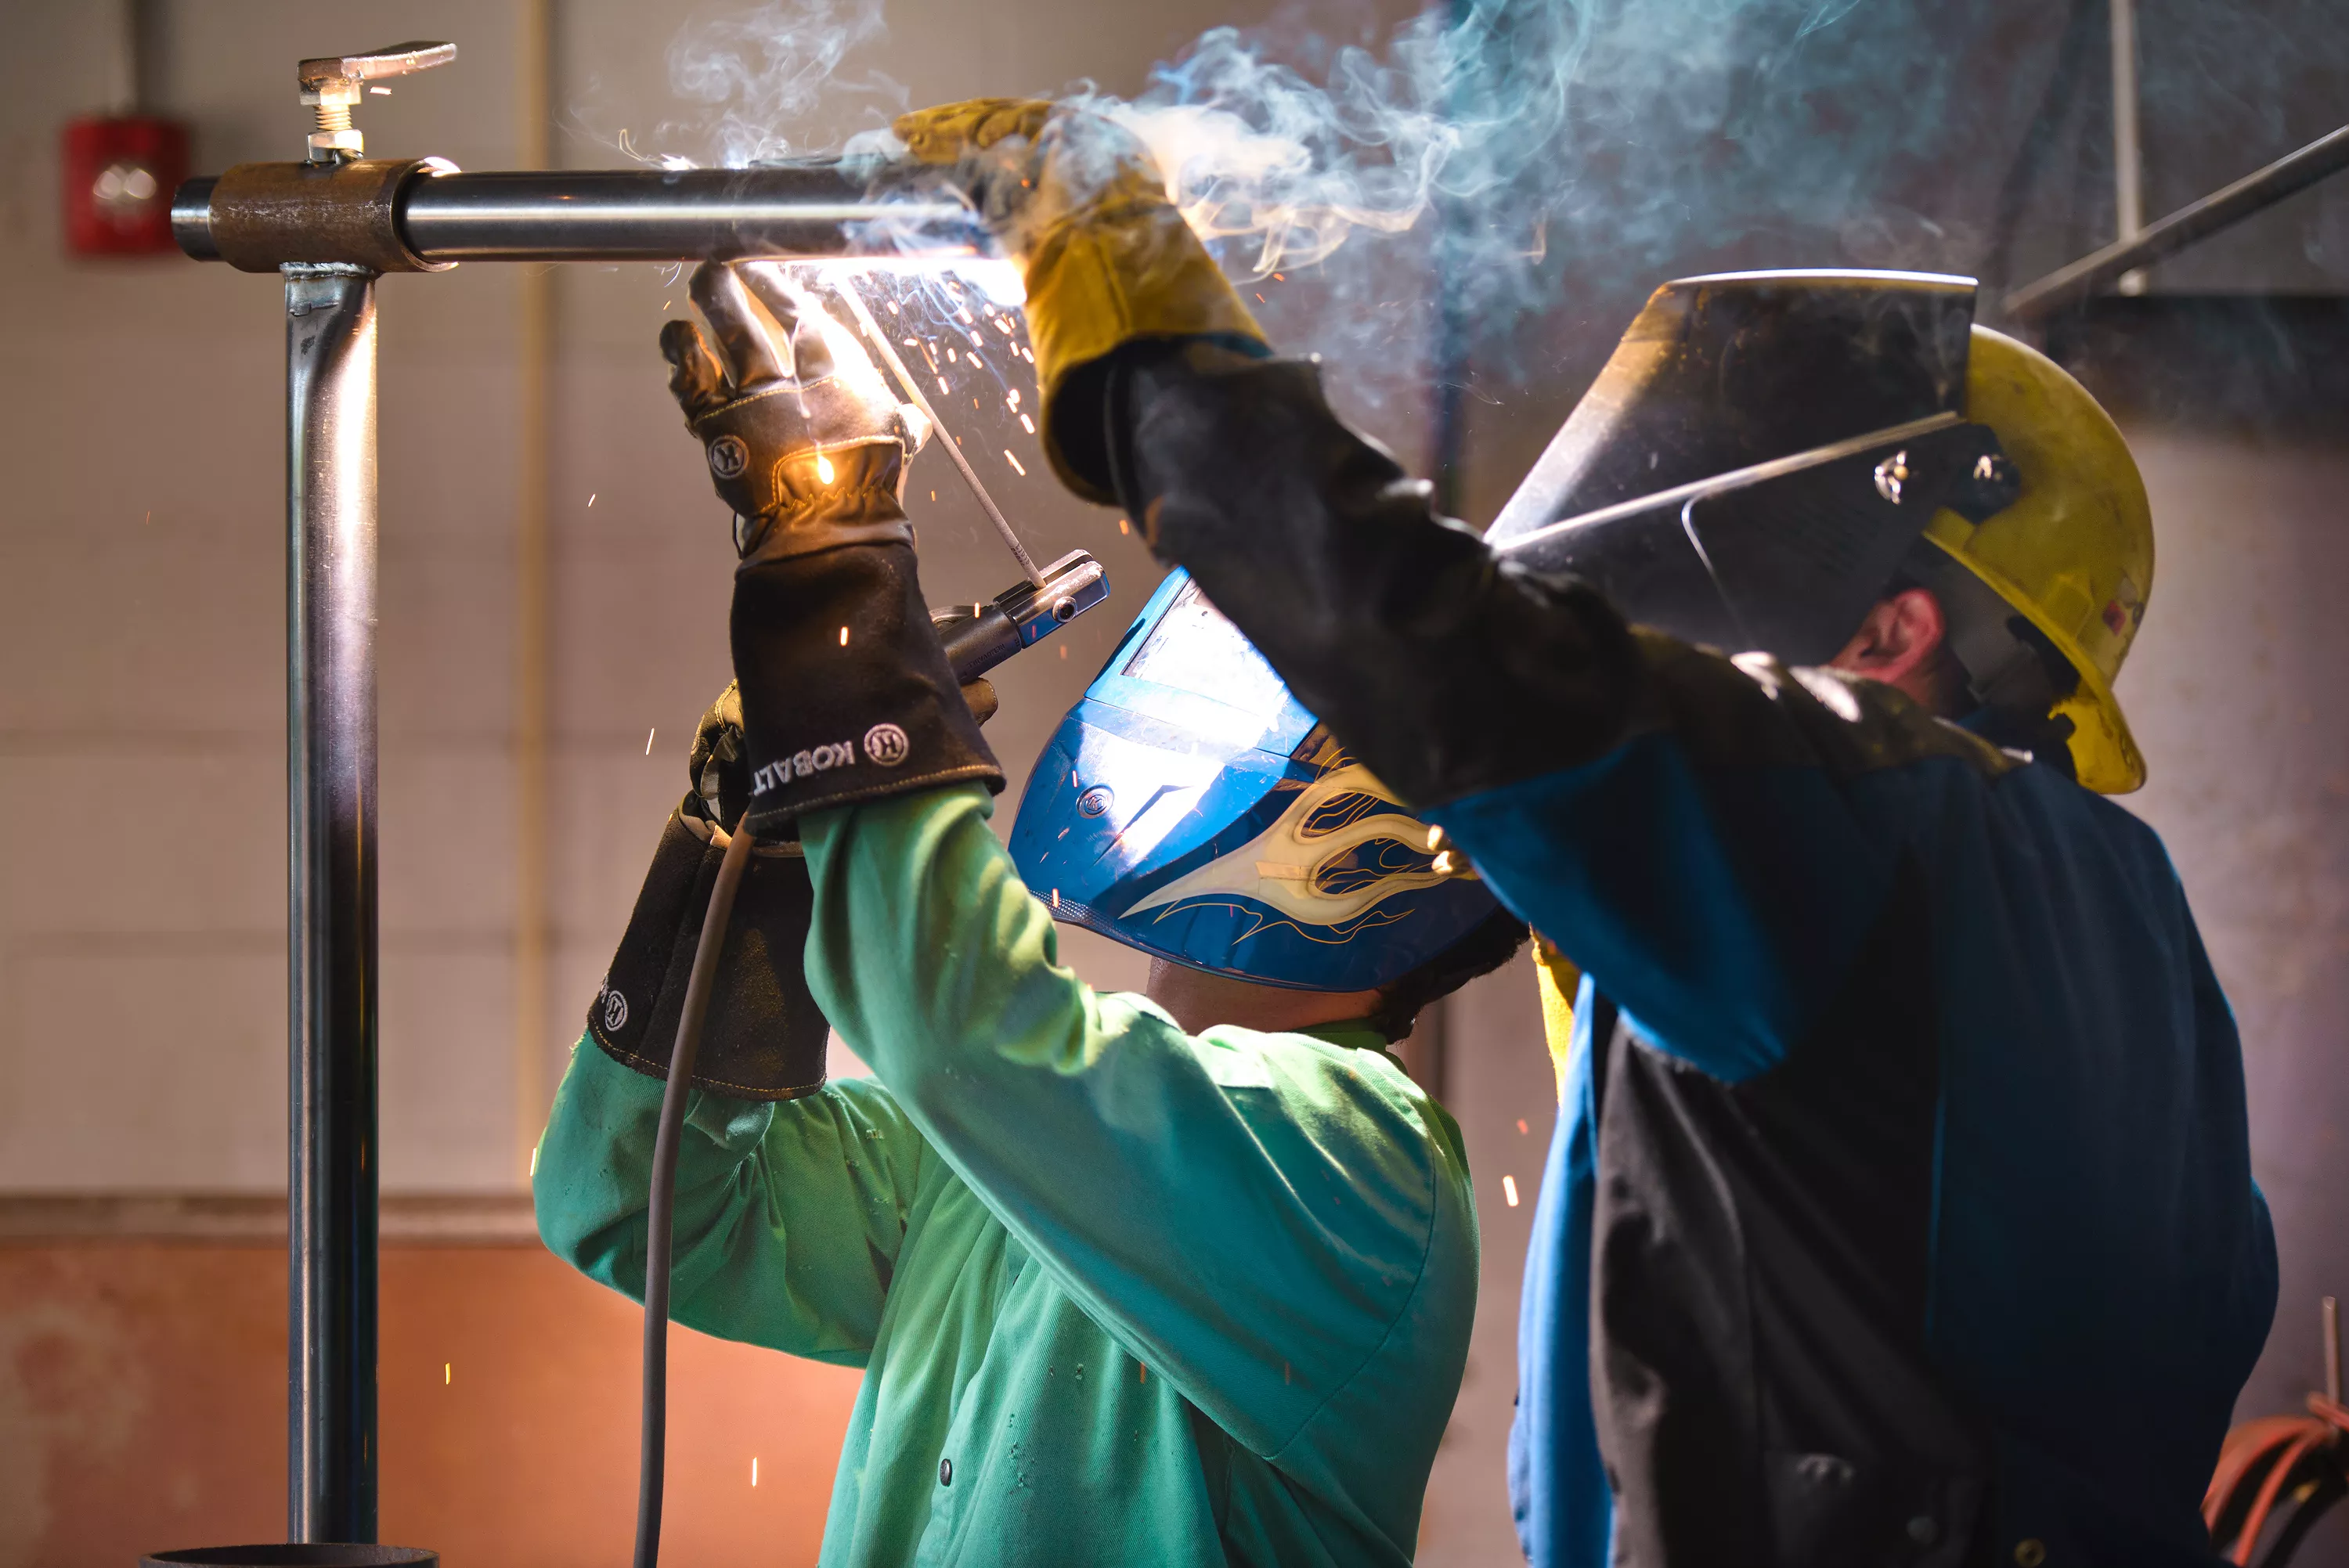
[1052,889,1060,910]
[370,85,392,96]
[1273,273,1285,281]
[752,1457,760,1487]
[1006,389,1020,409]
[930,490,936,501]
[947,347,958,362]
[994,317,1013,334]
[886,300,899,315]
[1118,518,1130,535]
[815,453,835,484]
[645,728,656,755]
[1425,824,1445,849]
[530,1143,540,1174]
[958,308,974,325]
[839,625,850,646]
[904,337,918,348]
[587,493,596,506]
[1004,450,1027,477]
[936,377,950,395]
[1019,414,1035,434]
[1255,293,1266,303]
[1517,1119,1529,1134]
[1059,645,1067,660]
[445,1363,452,1385]
[1503,1175,1521,1207]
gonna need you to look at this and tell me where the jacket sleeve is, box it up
[1105,342,2025,1082]
[532,1032,929,1365]
[798,782,1460,1461]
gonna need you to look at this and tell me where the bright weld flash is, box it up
[1503,1175,1521,1208]
[815,453,836,484]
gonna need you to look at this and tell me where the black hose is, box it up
[633,817,758,1568]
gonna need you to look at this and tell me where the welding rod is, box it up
[835,277,1048,588]
[173,162,986,272]
[2003,123,2349,320]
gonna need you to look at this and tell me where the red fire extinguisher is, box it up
[62,114,189,257]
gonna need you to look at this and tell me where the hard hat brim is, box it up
[1924,532,2146,794]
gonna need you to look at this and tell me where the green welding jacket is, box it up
[534,782,1478,1566]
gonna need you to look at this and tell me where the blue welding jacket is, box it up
[1009,570,1501,993]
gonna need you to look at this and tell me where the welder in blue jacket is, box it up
[897,99,2279,1566]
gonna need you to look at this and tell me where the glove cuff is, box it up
[731,540,1003,831]
[589,802,830,1101]
[1029,199,1267,502]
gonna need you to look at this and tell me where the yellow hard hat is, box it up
[1920,328,2154,793]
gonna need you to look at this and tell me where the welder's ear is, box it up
[688,261,790,389]
[660,319,731,421]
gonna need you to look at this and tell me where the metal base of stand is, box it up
[143,1548,437,1566]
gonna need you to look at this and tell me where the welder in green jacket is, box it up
[533,259,1519,1564]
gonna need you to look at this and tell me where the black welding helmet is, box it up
[1485,269,2024,669]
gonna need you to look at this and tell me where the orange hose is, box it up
[2229,1426,2329,1566]
[2208,1417,2318,1528]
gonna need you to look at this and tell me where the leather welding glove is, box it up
[893,98,1267,501]
[586,683,829,1100]
[663,260,1002,834]
[586,660,1001,1098]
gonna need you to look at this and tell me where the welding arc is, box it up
[635,816,757,1568]
[837,276,1048,589]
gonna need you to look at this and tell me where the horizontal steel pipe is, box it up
[2004,124,2349,320]
[175,163,989,271]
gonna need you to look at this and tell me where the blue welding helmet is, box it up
[1009,570,1501,993]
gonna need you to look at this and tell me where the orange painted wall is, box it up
[0,1244,859,1567]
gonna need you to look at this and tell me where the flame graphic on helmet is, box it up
[1121,762,1470,930]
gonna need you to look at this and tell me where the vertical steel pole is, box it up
[284,261,381,1545]
[2109,0,2147,294]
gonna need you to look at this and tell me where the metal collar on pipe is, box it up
[175,162,990,271]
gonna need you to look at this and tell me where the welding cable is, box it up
[633,815,758,1568]
[2205,1396,2349,1566]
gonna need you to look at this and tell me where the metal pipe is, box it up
[2109,0,2145,295]
[2004,123,2349,319]
[176,164,986,270]
[284,262,382,1545]
[2326,1295,2340,1408]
